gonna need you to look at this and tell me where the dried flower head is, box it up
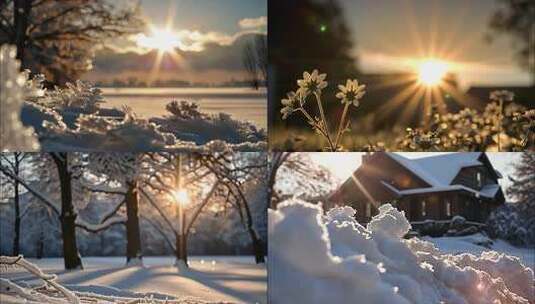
[297,69,327,97]
[281,91,301,120]
[336,79,366,107]
[490,90,514,103]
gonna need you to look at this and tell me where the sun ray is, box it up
[399,85,427,125]
[376,81,421,118]
[148,48,165,85]
[350,174,380,209]
[370,74,417,91]
[403,1,425,58]
[439,81,481,109]
[431,85,447,114]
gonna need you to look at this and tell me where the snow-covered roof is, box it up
[380,153,502,199]
[386,153,483,187]
[381,181,499,199]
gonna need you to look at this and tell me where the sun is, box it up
[136,27,180,52]
[417,59,448,86]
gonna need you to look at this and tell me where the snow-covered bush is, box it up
[2,44,265,152]
[269,199,534,304]
[487,202,535,247]
[155,100,266,145]
[43,80,104,114]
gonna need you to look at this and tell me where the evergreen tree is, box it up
[487,152,535,247]
[507,152,535,203]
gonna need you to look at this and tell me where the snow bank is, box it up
[1,44,265,152]
[269,199,534,304]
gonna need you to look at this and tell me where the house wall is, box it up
[452,166,497,191]
[329,153,504,226]
[353,191,499,224]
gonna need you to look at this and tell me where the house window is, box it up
[476,172,482,187]
[421,201,427,216]
[446,201,452,217]
[366,203,371,218]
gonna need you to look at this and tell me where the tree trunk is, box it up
[175,233,187,267]
[52,153,83,270]
[13,0,31,69]
[234,186,265,264]
[125,181,142,264]
[247,224,265,264]
[36,230,43,259]
[12,178,20,256]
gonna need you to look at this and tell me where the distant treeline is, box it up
[93,78,267,88]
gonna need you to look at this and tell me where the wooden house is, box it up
[328,152,505,224]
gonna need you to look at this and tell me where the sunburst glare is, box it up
[136,27,180,52]
[418,59,448,86]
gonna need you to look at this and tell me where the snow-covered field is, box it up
[1,256,266,304]
[269,199,534,304]
[101,87,267,129]
[425,234,534,271]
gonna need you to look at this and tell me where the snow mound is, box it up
[269,199,534,304]
[367,204,411,238]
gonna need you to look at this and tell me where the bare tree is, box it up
[0,153,126,269]
[140,153,221,267]
[243,42,259,89]
[199,152,267,264]
[84,153,147,265]
[242,35,267,90]
[0,0,144,84]
[268,152,291,209]
[255,35,267,83]
[268,153,337,209]
[0,152,30,256]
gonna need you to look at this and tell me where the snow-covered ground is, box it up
[101,87,267,129]
[1,256,266,304]
[269,199,534,304]
[425,234,534,271]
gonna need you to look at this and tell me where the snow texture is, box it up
[382,153,501,199]
[386,152,484,186]
[1,44,265,152]
[269,199,534,304]
[0,45,41,151]
[1,256,265,304]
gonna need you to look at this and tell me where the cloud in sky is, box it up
[238,16,267,29]
[173,28,264,52]
[88,32,266,83]
[127,16,267,53]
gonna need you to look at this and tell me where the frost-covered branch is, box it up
[75,216,126,233]
[185,181,220,236]
[0,164,60,216]
[98,199,126,225]
[141,216,176,252]
[139,188,177,235]
[0,255,79,304]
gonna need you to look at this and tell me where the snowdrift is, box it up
[268,200,534,304]
[0,44,266,152]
